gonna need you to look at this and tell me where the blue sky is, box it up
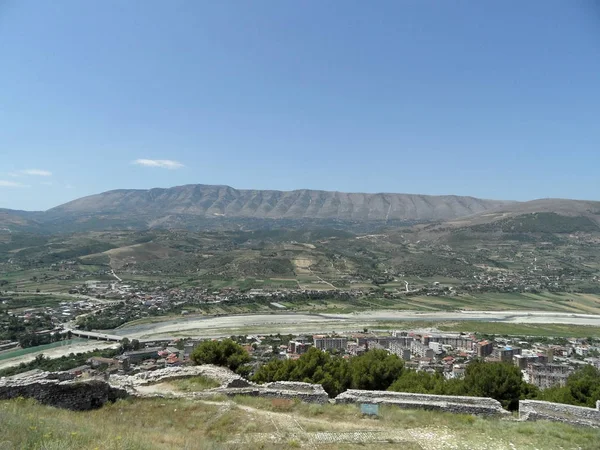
[1,1,599,210]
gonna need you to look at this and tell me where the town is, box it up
[5,324,598,395]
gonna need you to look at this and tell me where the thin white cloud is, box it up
[65,184,75,189]
[133,159,184,169]
[20,169,52,176]
[0,180,29,188]
[41,181,54,186]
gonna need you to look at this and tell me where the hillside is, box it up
[50,184,513,221]
[442,199,600,230]
[0,184,515,232]
[1,186,599,235]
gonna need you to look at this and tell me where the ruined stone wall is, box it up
[0,372,128,410]
[108,366,330,403]
[7,365,600,426]
[108,364,251,394]
[212,386,329,404]
[334,390,509,417]
[519,400,600,428]
[263,381,326,394]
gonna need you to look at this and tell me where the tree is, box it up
[190,339,251,373]
[120,338,132,352]
[349,349,404,391]
[253,348,405,397]
[388,369,448,394]
[462,361,526,411]
[251,347,351,397]
[131,339,141,351]
[563,365,600,407]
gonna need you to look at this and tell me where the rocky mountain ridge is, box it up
[1,184,599,232]
[50,184,513,221]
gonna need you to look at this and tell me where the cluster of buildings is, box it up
[68,346,184,378]
[11,325,596,395]
[282,330,600,389]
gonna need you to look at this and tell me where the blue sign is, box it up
[360,403,380,416]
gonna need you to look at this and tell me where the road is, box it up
[110,269,122,282]
[307,268,336,289]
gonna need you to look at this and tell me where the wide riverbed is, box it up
[113,310,600,340]
[2,310,599,370]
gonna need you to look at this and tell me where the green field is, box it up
[275,292,600,315]
[0,293,76,311]
[0,339,87,361]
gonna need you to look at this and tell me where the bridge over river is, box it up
[66,329,124,342]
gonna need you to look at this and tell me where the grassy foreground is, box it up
[1,396,600,449]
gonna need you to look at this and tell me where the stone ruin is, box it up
[0,371,127,411]
[108,364,253,393]
[2,366,600,428]
[215,380,329,404]
[109,365,330,404]
[335,389,509,417]
[519,399,600,428]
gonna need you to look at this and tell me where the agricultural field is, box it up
[1,224,600,333]
[396,292,600,314]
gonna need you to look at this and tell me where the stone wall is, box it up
[519,400,600,428]
[334,390,509,417]
[5,365,599,426]
[108,366,329,403]
[108,364,251,394]
[263,381,327,394]
[212,386,329,403]
[0,372,128,411]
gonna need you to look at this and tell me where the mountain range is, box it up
[1,184,599,233]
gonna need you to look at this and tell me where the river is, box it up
[112,310,600,340]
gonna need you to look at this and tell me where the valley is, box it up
[2,187,600,449]
[2,186,600,382]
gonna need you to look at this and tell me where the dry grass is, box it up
[0,397,277,450]
[1,396,600,449]
[170,375,221,392]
